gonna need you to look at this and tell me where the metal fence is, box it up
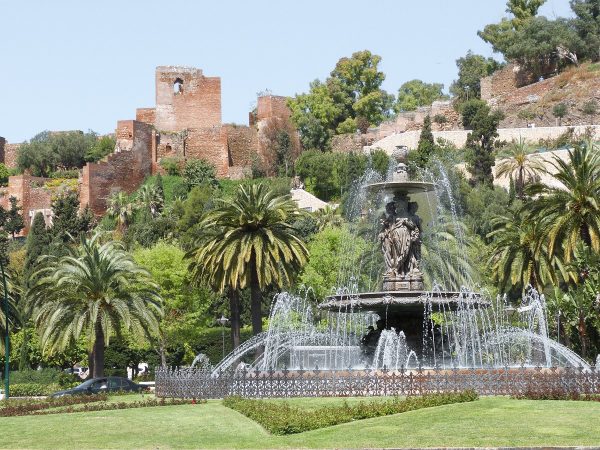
[155,366,600,399]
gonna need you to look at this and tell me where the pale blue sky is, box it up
[0,0,572,143]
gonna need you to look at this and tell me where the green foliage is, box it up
[462,100,504,185]
[24,212,51,285]
[409,115,436,171]
[288,50,393,150]
[133,242,218,363]
[450,51,503,103]
[583,99,598,119]
[183,159,219,191]
[571,0,600,62]
[8,383,61,397]
[17,130,99,177]
[553,102,569,124]
[85,135,115,162]
[0,163,10,186]
[49,192,94,249]
[463,184,512,240]
[298,226,368,301]
[223,391,478,435]
[395,79,448,112]
[159,157,182,176]
[28,232,163,377]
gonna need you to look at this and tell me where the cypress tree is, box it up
[24,212,51,285]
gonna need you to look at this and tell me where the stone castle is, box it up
[0,66,294,234]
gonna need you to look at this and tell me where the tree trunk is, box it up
[228,289,241,349]
[578,314,588,359]
[250,261,262,336]
[92,322,105,378]
[88,350,94,378]
[250,259,264,359]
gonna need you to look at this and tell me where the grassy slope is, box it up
[1,397,600,448]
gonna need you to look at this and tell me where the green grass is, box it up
[1,396,600,448]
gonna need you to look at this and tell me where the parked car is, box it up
[51,376,145,397]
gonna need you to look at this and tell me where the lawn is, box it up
[1,396,600,448]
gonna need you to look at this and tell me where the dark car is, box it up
[51,376,145,398]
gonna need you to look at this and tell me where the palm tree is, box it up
[137,185,163,218]
[315,205,344,231]
[421,216,476,290]
[487,208,559,293]
[495,138,546,199]
[107,192,135,233]
[527,141,600,262]
[28,232,162,377]
[187,184,308,347]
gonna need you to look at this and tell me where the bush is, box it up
[183,159,218,190]
[9,383,61,396]
[10,368,62,385]
[223,391,478,435]
[159,157,182,176]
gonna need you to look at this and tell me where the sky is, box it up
[0,0,573,143]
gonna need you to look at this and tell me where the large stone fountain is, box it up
[318,160,485,356]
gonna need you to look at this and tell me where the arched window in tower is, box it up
[173,78,183,94]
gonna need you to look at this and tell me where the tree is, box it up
[553,102,569,126]
[462,100,504,185]
[410,116,436,171]
[28,232,162,377]
[395,80,448,112]
[298,226,367,301]
[450,51,503,103]
[488,207,557,292]
[24,212,51,285]
[107,192,135,234]
[133,242,217,365]
[4,197,24,239]
[288,50,393,150]
[183,159,218,191]
[136,185,164,219]
[570,0,600,62]
[17,130,98,177]
[583,99,598,124]
[0,163,10,186]
[187,184,308,346]
[495,138,547,198]
[50,192,94,248]
[85,135,115,162]
[527,141,600,262]
[314,206,344,231]
[260,117,301,177]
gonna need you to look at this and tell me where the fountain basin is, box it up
[365,181,435,194]
[319,291,487,314]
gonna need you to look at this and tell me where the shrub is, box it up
[10,368,62,385]
[9,383,61,396]
[183,159,218,190]
[159,157,182,176]
[223,391,478,435]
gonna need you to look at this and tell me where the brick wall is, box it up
[156,130,187,161]
[136,108,156,125]
[224,124,259,168]
[154,66,221,131]
[331,134,365,153]
[1,175,53,235]
[80,120,153,216]
[185,127,229,178]
[257,95,291,122]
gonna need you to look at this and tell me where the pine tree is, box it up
[408,115,437,173]
[51,192,93,249]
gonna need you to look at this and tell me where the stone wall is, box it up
[366,125,600,154]
[156,130,187,161]
[80,120,154,216]
[0,137,5,166]
[154,66,221,131]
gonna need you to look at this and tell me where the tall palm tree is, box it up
[28,232,162,377]
[487,208,559,292]
[527,141,600,262]
[107,192,135,233]
[187,184,308,347]
[495,138,546,199]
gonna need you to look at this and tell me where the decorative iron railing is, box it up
[155,366,600,399]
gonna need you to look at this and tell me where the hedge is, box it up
[224,391,479,435]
